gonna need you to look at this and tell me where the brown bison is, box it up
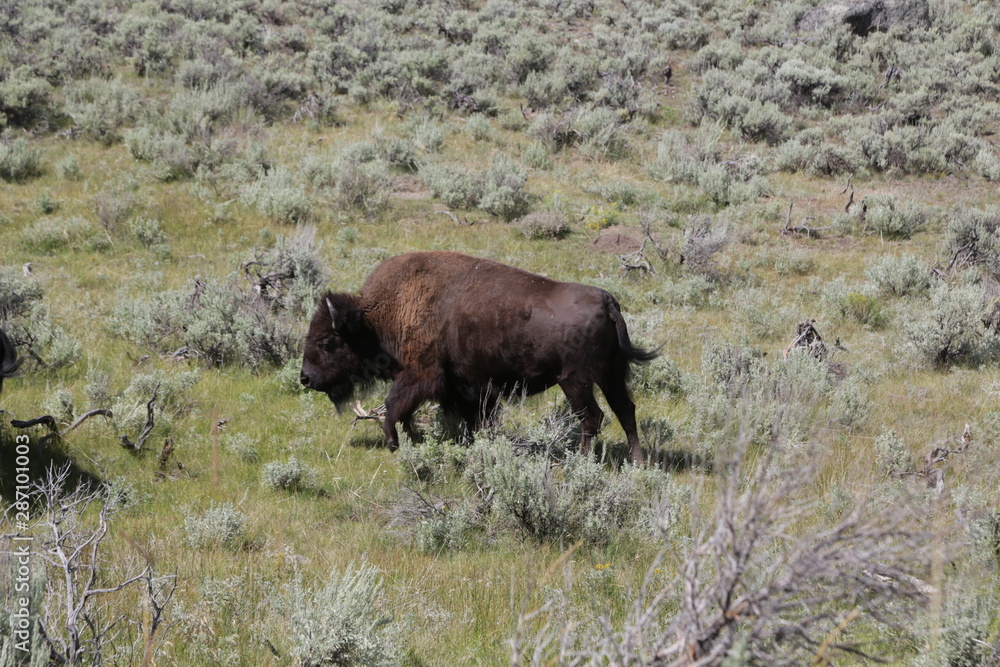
[299,251,657,463]
[0,327,21,394]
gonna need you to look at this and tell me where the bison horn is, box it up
[326,298,343,331]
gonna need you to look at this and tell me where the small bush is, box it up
[0,133,42,182]
[184,502,247,550]
[840,292,890,329]
[283,562,402,667]
[658,275,715,309]
[20,216,96,254]
[182,281,301,368]
[522,142,552,170]
[776,130,857,176]
[416,503,474,552]
[35,192,59,215]
[632,357,684,397]
[274,358,307,394]
[42,388,76,425]
[865,254,931,297]
[0,267,80,371]
[110,277,300,369]
[581,202,621,231]
[419,162,481,210]
[681,215,730,274]
[828,378,871,430]
[242,166,313,225]
[377,136,418,172]
[728,287,789,339]
[904,281,993,365]
[873,430,913,476]
[479,154,530,221]
[465,436,666,543]
[332,157,393,217]
[84,367,111,409]
[575,107,630,160]
[244,226,329,316]
[56,155,81,181]
[263,456,320,492]
[734,100,791,145]
[701,341,767,397]
[63,77,142,144]
[944,206,1000,277]
[859,195,927,239]
[498,109,528,132]
[465,114,493,142]
[110,369,200,436]
[0,67,52,129]
[402,112,447,152]
[515,211,570,240]
[92,178,140,235]
[399,435,468,484]
[224,433,261,462]
[129,216,171,256]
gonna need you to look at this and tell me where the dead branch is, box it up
[351,400,387,428]
[11,415,58,430]
[61,409,113,436]
[781,201,832,237]
[902,424,972,494]
[18,464,162,665]
[866,563,936,596]
[783,319,828,360]
[157,439,175,472]
[138,568,178,667]
[619,243,655,277]
[639,212,680,264]
[514,426,935,665]
[437,210,472,225]
[12,409,112,439]
[841,176,856,214]
[119,383,159,452]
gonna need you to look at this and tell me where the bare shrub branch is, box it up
[514,429,935,665]
[6,464,174,665]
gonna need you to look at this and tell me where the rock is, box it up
[798,0,930,36]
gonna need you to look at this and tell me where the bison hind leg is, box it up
[557,378,604,458]
[597,363,646,465]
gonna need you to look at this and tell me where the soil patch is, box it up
[590,228,642,254]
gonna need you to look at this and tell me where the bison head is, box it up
[300,293,391,409]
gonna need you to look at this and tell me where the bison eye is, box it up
[320,337,339,353]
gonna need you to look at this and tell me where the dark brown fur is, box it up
[300,251,657,463]
[0,327,21,394]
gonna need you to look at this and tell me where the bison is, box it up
[0,327,21,394]
[299,251,657,464]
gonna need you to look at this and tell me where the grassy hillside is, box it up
[1,0,999,664]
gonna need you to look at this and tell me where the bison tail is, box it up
[0,327,22,382]
[606,295,660,364]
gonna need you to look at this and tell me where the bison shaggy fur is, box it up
[300,251,657,463]
[0,327,21,394]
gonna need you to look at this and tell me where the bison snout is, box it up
[299,371,312,388]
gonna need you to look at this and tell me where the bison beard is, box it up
[0,327,21,394]
[300,251,657,464]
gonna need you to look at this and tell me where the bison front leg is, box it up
[383,373,432,452]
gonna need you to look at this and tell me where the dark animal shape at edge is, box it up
[0,327,21,394]
[300,251,658,464]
